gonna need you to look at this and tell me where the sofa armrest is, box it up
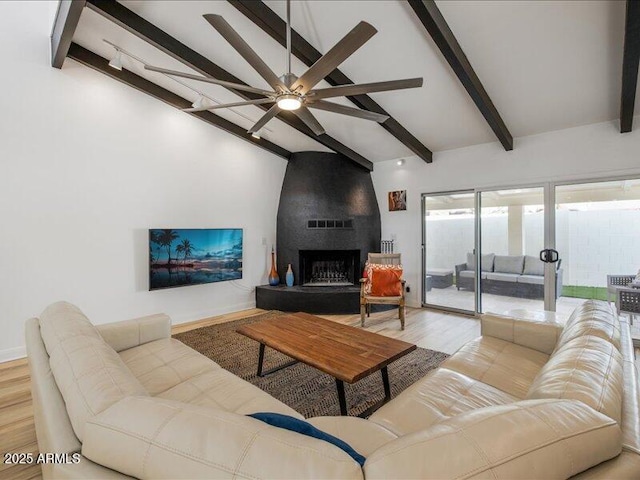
[480,312,563,355]
[454,262,467,276]
[96,314,171,352]
[364,399,621,480]
[82,396,363,480]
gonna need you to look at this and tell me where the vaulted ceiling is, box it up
[54,1,639,170]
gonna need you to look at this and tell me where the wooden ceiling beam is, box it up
[228,0,433,163]
[67,43,291,159]
[51,0,86,68]
[620,0,640,133]
[85,0,373,171]
[407,0,513,151]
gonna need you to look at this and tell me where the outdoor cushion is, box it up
[485,272,519,282]
[459,270,475,279]
[466,252,495,272]
[517,274,545,285]
[459,270,488,279]
[494,255,525,274]
[523,255,545,276]
[369,267,403,296]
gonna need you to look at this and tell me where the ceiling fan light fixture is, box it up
[277,94,302,111]
[108,50,123,71]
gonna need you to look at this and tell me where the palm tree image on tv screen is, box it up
[149,228,243,290]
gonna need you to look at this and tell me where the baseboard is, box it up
[170,301,257,326]
[0,346,27,363]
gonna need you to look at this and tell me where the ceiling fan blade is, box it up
[291,21,377,94]
[307,100,389,123]
[203,14,287,92]
[309,78,423,100]
[294,107,326,135]
[145,65,273,96]
[183,98,274,113]
[248,104,281,134]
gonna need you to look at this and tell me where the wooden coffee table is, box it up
[236,312,416,416]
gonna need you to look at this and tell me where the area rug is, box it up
[174,311,449,418]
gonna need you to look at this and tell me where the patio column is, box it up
[508,205,524,255]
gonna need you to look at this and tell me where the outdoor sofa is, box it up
[456,252,563,299]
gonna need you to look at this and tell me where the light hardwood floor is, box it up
[1,306,637,480]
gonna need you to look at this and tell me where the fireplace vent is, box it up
[307,219,354,229]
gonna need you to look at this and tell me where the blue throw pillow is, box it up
[248,412,366,466]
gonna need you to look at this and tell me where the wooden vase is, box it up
[268,247,280,286]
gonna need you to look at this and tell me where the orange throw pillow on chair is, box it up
[369,267,403,296]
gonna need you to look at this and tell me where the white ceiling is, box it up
[71,0,636,163]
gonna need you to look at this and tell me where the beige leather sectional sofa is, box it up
[26,300,640,479]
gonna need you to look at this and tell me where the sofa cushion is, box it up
[517,274,545,285]
[248,413,366,466]
[38,302,148,441]
[156,368,303,418]
[442,336,549,399]
[494,255,524,274]
[555,300,621,352]
[364,399,622,480]
[119,338,218,395]
[459,270,488,279]
[466,252,495,272]
[82,396,364,480]
[368,368,518,436]
[523,255,545,276]
[485,272,519,282]
[307,416,397,457]
[527,335,624,424]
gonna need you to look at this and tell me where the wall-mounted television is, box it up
[149,228,243,291]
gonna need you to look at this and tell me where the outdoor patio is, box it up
[425,286,585,318]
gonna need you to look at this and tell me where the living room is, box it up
[2,1,640,479]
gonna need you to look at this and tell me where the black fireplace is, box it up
[299,250,360,286]
[256,151,381,314]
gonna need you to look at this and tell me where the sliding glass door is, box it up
[423,177,640,316]
[478,187,546,313]
[554,178,640,316]
[422,192,475,313]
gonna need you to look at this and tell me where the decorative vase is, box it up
[285,264,294,287]
[268,246,280,286]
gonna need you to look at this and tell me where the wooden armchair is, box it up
[360,253,406,330]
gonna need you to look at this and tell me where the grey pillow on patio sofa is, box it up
[523,255,545,276]
[494,255,524,274]
[466,253,495,272]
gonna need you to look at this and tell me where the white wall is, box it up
[0,1,287,361]
[373,119,640,307]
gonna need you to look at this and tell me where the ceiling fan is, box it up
[144,1,423,136]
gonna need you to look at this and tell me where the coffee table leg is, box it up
[257,343,266,377]
[381,366,391,401]
[335,379,348,416]
[256,343,298,377]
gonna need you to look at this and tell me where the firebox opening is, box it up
[299,250,360,287]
